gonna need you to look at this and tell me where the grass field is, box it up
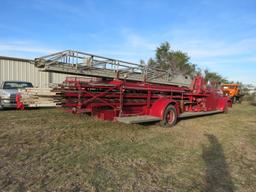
[0,103,256,192]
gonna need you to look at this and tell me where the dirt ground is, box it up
[0,103,256,192]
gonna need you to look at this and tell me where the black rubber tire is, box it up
[232,97,236,104]
[160,105,177,128]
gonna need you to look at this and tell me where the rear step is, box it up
[116,115,161,124]
[179,110,223,118]
[116,110,223,124]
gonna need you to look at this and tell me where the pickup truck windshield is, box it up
[3,82,33,89]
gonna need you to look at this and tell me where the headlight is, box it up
[1,94,10,99]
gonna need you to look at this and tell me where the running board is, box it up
[179,110,223,118]
[116,115,161,124]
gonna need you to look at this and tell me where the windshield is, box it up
[3,82,33,89]
[228,85,236,89]
[222,85,236,89]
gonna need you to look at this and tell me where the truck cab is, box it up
[0,81,33,109]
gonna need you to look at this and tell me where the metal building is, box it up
[0,56,76,88]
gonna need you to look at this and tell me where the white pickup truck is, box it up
[0,81,33,109]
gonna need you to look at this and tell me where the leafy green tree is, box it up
[204,69,228,83]
[148,42,198,77]
[148,41,233,83]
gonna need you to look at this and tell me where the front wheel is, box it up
[232,97,236,104]
[237,97,242,104]
[0,101,3,110]
[160,105,177,128]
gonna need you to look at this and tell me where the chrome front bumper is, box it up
[1,95,17,108]
[1,103,17,108]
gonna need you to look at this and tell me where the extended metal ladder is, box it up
[34,50,192,87]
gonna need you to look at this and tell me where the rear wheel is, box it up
[160,105,177,127]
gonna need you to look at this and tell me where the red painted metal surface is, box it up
[60,75,230,124]
[16,94,25,110]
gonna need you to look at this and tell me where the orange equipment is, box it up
[221,84,243,103]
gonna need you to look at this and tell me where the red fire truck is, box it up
[35,50,231,127]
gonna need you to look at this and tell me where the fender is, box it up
[149,98,180,120]
[218,96,232,110]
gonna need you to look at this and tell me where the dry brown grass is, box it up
[0,103,256,191]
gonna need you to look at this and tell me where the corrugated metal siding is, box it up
[51,73,75,85]
[0,56,80,88]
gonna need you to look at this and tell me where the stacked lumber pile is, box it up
[18,88,62,108]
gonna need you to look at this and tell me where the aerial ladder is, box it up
[35,50,192,87]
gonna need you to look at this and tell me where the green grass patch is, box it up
[0,104,256,191]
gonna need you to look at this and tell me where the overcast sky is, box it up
[0,0,256,84]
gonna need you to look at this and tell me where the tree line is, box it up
[147,42,230,83]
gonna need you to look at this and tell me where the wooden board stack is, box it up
[18,88,62,108]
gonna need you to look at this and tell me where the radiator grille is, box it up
[10,94,16,104]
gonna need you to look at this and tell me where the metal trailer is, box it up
[34,50,231,127]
